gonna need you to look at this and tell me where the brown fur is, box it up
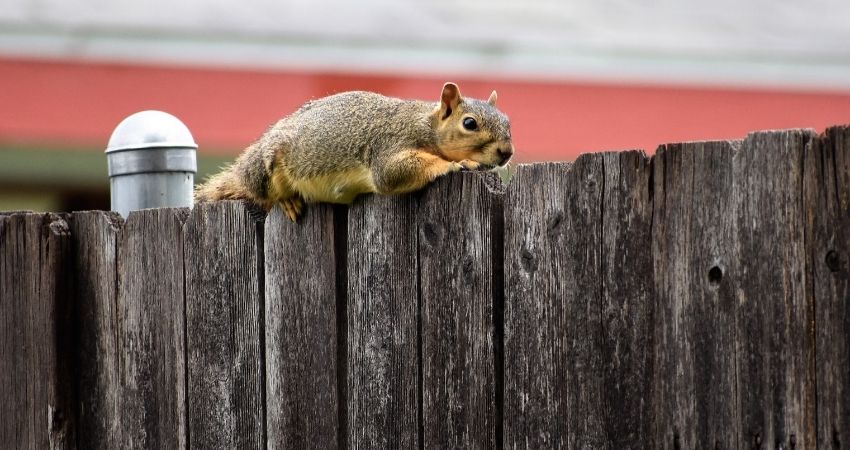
[195,82,513,221]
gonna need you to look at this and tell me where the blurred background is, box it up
[2,0,850,212]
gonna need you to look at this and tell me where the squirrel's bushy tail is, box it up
[194,165,252,203]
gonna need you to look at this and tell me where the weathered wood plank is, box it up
[418,172,503,448]
[503,158,605,449]
[347,194,419,449]
[0,213,75,449]
[7,127,847,449]
[265,204,339,450]
[805,126,850,448]
[71,211,123,450]
[599,151,654,446]
[118,208,188,449]
[651,141,740,449]
[734,130,815,448]
[184,201,265,449]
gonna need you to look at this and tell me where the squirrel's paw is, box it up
[453,160,482,172]
[281,197,304,222]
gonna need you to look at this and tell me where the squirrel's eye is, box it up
[462,117,478,131]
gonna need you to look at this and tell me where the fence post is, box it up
[106,110,197,218]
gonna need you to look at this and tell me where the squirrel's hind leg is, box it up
[280,196,304,222]
[265,153,306,221]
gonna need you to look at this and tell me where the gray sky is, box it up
[2,0,849,89]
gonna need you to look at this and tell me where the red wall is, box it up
[2,57,849,160]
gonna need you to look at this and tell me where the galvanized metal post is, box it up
[106,110,198,217]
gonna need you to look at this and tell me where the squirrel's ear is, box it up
[440,82,462,120]
[488,90,498,106]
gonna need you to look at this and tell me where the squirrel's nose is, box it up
[497,146,513,164]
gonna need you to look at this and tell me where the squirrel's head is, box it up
[433,82,514,169]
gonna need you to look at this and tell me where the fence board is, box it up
[805,126,850,448]
[0,213,75,449]
[599,151,654,446]
[5,124,850,449]
[72,211,123,450]
[734,130,815,448]
[185,201,265,449]
[651,141,740,449]
[347,195,419,449]
[418,172,503,448]
[503,158,605,449]
[118,208,188,449]
[264,204,339,450]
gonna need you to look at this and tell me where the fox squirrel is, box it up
[195,82,514,221]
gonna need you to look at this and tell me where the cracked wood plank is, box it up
[265,203,339,449]
[118,208,188,449]
[805,126,850,448]
[599,151,654,447]
[0,213,75,449]
[503,158,606,449]
[734,130,815,449]
[347,194,419,449]
[418,172,503,448]
[185,201,265,449]
[651,141,740,449]
[72,211,123,450]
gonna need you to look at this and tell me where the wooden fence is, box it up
[2,126,849,449]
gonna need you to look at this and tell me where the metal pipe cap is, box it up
[106,110,198,153]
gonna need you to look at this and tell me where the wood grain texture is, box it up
[0,213,75,449]
[264,204,339,450]
[117,208,189,449]
[71,211,123,450]
[734,130,815,449]
[347,193,419,449]
[418,172,503,449]
[503,158,605,449]
[184,201,265,449]
[651,141,741,449]
[805,126,850,448]
[599,151,654,447]
[7,127,849,448]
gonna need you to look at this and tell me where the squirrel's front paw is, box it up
[454,160,482,172]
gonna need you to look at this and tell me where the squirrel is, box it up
[194,82,514,221]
